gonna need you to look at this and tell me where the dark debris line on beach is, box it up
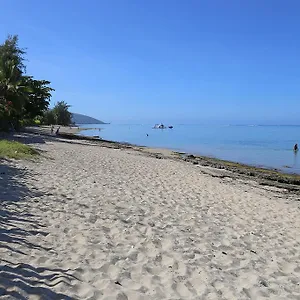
[22,127,300,194]
[179,154,300,192]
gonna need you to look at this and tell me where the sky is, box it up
[1,0,300,124]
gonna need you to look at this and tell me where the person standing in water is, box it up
[294,143,298,152]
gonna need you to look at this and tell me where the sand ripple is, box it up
[1,139,300,299]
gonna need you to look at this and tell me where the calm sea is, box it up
[79,124,300,174]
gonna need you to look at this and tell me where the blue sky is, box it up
[1,0,300,124]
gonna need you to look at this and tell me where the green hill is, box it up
[71,113,105,125]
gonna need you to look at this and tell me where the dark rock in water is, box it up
[187,154,195,159]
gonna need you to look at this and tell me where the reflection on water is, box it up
[294,151,298,168]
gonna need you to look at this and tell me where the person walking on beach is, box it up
[51,125,54,135]
[294,143,298,152]
[56,126,60,135]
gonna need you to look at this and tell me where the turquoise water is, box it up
[79,124,300,174]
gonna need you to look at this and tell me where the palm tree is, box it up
[0,60,29,112]
[52,101,72,126]
[22,76,53,119]
[0,35,54,131]
[0,60,31,130]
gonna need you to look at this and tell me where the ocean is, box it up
[79,124,300,174]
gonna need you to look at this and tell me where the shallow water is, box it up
[79,124,300,174]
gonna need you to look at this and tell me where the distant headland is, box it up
[71,113,106,125]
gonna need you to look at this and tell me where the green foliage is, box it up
[42,101,72,126]
[0,35,54,131]
[0,35,26,72]
[19,118,41,127]
[42,109,56,125]
[52,101,72,126]
[0,36,27,119]
[22,76,54,119]
[0,140,39,159]
[0,35,74,130]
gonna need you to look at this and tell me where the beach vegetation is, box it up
[51,101,72,126]
[42,101,72,126]
[0,139,39,159]
[0,35,54,131]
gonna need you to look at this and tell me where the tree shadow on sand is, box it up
[1,131,47,145]
[0,163,78,299]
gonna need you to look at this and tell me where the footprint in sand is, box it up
[174,282,193,298]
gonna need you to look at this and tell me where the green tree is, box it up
[0,35,26,73]
[42,109,57,125]
[0,60,31,107]
[0,59,30,129]
[52,101,72,126]
[0,35,54,130]
[22,76,54,119]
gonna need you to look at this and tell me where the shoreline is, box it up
[75,127,300,176]
[21,126,300,193]
[2,129,300,298]
[24,125,99,135]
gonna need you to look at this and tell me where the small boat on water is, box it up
[153,123,173,129]
[153,123,166,129]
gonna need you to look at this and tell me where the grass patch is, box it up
[0,140,39,159]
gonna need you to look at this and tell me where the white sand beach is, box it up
[1,136,300,299]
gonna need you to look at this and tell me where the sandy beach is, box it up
[1,134,300,299]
